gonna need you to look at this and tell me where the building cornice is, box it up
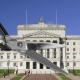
[17,27,66,30]
[0,36,80,40]
[17,24,66,30]
[66,35,80,40]
[66,37,80,40]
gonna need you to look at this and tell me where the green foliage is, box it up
[11,73,25,80]
[68,69,80,76]
[57,73,71,80]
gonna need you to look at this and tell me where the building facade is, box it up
[0,18,80,74]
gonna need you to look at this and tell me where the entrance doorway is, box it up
[26,62,30,69]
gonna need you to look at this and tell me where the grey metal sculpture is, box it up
[0,23,68,74]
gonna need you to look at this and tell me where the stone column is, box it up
[56,39,60,67]
[37,62,40,69]
[63,40,66,69]
[30,61,33,69]
[23,61,26,69]
[50,40,53,59]
[43,40,47,58]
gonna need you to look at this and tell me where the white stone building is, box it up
[0,18,80,74]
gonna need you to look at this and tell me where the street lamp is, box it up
[7,60,10,75]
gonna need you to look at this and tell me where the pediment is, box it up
[23,30,60,38]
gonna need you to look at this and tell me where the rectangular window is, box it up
[0,54,3,59]
[33,40,37,42]
[7,56,10,59]
[73,42,76,45]
[1,56,3,59]
[26,40,30,42]
[13,63,16,66]
[47,53,49,58]
[33,62,36,69]
[40,63,43,69]
[66,42,69,45]
[67,63,69,66]
[46,40,50,42]
[73,48,76,51]
[14,54,17,59]
[73,62,76,66]
[14,56,16,59]
[20,63,23,66]
[53,40,57,43]
[7,54,10,59]
[67,56,69,59]
[54,52,56,58]
[40,40,43,42]
[67,48,69,51]
[73,56,76,59]
[20,55,23,59]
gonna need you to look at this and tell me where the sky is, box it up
[0,0,80,35]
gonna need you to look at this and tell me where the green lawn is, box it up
[68,69,80,76]
[0,74,3,78]
[11,73,25,80]
[57,73,71,80]
[0,69,14,78]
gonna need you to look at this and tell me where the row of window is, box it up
[67,62,76,66]
[66,48,76,51]
[27,40,58,43]
[0,52,58,59]
[66,42,76,45]
[67,55,76,59]
[0,62,23,67]
[0,55,23,59]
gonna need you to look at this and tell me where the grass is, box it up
[0,74,3,78]
[0,69,14,74]
[11,73,25,80]
[57,73,71,80]
[68,69,80,76]
[0,69,14,78]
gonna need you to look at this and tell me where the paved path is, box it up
[65,73,80,80]
[23,74,58,80]
[0,74,16,80]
